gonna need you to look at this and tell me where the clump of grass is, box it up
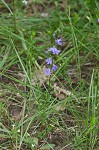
[0,0,99,149]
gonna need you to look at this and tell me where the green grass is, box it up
[0,0,99,149]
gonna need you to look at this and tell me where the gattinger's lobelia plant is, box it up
[44,34,63,76]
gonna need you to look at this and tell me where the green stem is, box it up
[12,0,16,31]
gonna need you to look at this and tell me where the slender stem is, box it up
[12,0,16,31]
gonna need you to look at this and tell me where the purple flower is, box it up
[52,64,58,71]
[45,58,52,64]
[47,46,60,55]
[51,47,60,54]
[44,68,51,76]
[55,38,62,46]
